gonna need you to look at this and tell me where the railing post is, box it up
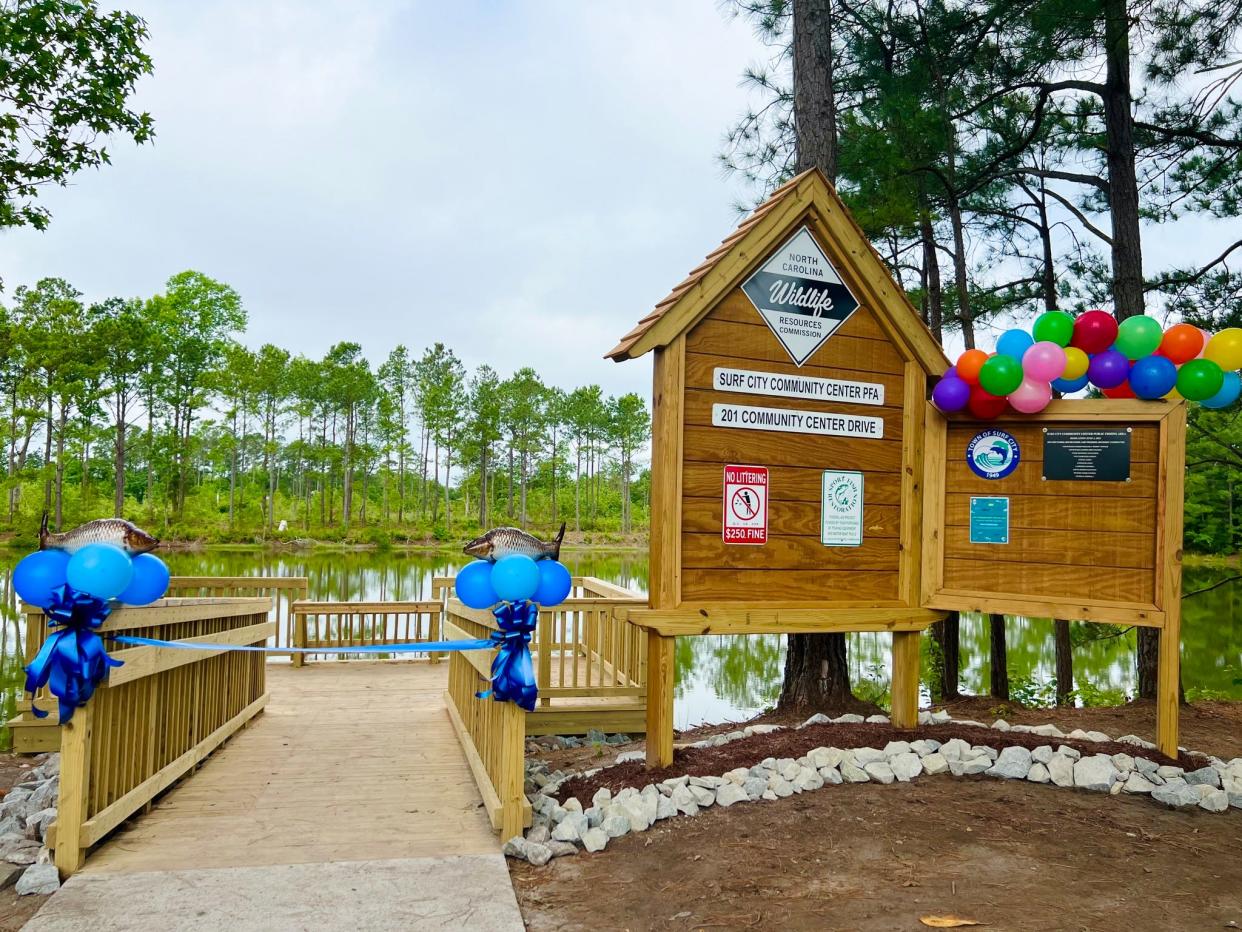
[499,700,526,840]
[429,606,442,664]
[292,609,306,668]
[537,610,553,705]
[53,702,93,878]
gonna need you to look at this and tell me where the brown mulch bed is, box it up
[554,722,1190,805]
[513,777,1242,932]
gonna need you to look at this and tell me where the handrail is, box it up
[290,599,444,665]
[50,597,272,877]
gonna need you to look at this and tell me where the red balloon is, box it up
[1071,310,1119,354]
[967,384,1008,420]
[1102,381,1136,399]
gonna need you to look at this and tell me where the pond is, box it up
[2,547,1240,745]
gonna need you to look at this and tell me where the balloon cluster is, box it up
[932,311,1242,418]
[454,554,572,610]
[14,545,170,609]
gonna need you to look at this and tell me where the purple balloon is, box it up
[932,372,971,412]
[1087,349,1130,389]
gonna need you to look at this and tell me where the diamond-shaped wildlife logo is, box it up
[741,226,861,367]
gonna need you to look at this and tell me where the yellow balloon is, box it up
[1165,385,1182,400]
[1062,346,1090,380]
[1206,328,1242,370]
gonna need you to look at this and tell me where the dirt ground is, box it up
[515,701,1242,931]
[0,753,50,930]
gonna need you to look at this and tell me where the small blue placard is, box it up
[970,496,1009,544]
[966,429,1020,480]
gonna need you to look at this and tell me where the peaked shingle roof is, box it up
[605,169,816,362]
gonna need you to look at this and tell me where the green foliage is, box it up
[0,0,154,232]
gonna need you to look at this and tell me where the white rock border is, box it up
[505,715,1241,863]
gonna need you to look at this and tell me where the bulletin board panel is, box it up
[921,399,1186,629]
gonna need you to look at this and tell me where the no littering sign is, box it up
[723,464,768,545]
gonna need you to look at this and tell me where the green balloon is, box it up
[1177,358,1225,401]
[979,354,1023,396]
[1032,311,1074,347]
[1114,315,1163,361]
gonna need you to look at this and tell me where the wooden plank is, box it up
[681,568,899,603]
[946,422,1160,462]
[945,398,1177,423]
[441,619,497,679]
[1156,405,1187,757]
[682,496,900,538]
[683,426,904,471]
[169,576,309,591]
[686,316,906,375]
[943,459,1157,498]
[929,589,1164,627]
[93,599,273,633]
[105,622,276,686]
[443,692,505,831]
[626,606,946,636]
[53,702,92,877]
[899,361,926,606]
[684,463,902,504]
[941,558,1154,604]
[681,532,899,571]
[82,693,269,846]
[651,335,686,609]
[920,402,947,605]
[290,601,443,613]
[646,633,675,768]
[944,493,1155,533]
[890,630,921,729]
[943,526,1155,570]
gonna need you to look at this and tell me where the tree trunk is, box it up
[919,201,943,343]
[989,613,1009,700]
[779,0,850,711]
[42,392,52,519]
[1102,0,1144,320]
[792,0,837,181]
[54,407,66,531]
[1054,620,1074,705]
[113,401,127,518]
[932,613,961,700]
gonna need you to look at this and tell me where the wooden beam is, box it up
[105,622,275,686]
[645,632,675,768]
[921,402,948,605]
[926,591,1164,628]
[890,630,921,729]
[626,606,946,636]
[899,362,927,606]
[944,398,1175,422]
[1156,405,1187,757]
[52,702,92,878]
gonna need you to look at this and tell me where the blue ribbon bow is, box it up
[480,599,539,711]
[24,584,124,724]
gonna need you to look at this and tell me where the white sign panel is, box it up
[722,464,768,545]
[740,225,862,367]
[712,403,884,440]
[713,366,884,406]
[822,470,864,547]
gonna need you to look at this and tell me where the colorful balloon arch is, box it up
[932,311,1242,418]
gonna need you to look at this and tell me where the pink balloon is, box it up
[1008,376,1053,414]
[1022,341,1067,382]
[1197,328,1212,359]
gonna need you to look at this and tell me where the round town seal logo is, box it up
[966,430,1020,480]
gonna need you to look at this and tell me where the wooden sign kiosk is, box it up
[608,168,1187,766]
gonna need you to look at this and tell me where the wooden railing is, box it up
[167,576,308,648]
[441,600,528,840]
[289,600,443,666]
[48,597,272,877]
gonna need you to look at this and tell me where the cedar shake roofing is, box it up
[605,169,813,362]
[605,167,950,375]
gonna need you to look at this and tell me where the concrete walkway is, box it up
[23,663,524,931]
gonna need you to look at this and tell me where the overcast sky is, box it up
[0,1,771,400]
[2,2,1232,398]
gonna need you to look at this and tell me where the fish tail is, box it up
[38,511,49,550]
[549,522,566,561]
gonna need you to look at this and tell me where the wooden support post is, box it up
[54,702,93,878]
[292,611,306,668]
[890,630,920,729]
[498,701,527,841]
[1156,404,1186,759]
[1156,605,1181,758]
[646,631,675,768]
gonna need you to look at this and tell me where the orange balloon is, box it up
[1159,323,1204,365]
[956,349,989,386]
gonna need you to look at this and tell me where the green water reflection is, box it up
[2,549,1239,743]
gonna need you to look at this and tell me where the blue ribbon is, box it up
[24,584,124,725]
[478,599,539,711]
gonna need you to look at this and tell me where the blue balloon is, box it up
[13,550,70,607]
[996,329,1034,361]
[66,543,134,601]
[491,554,540,602]
[533,560,572,607]
[1201,370,1242,409]
[1129,355,1178,400]
[118,553,170,605]
[456,559,499,609]
[1051,374,1090,395]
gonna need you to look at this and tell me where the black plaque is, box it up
[1042,429,1131,482]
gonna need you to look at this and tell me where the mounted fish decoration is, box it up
[463,522,565,562]
[39,513,159,555]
